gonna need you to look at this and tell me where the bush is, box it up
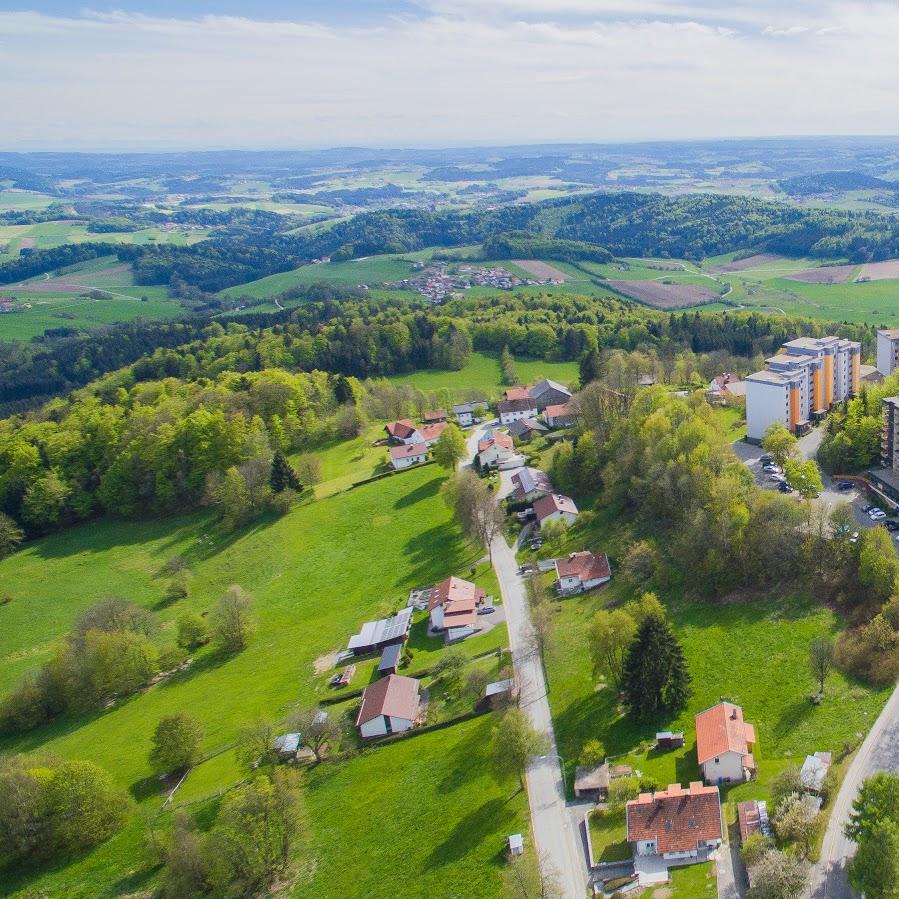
[579,738,606,767]
[150,713,204,776]
[209,585,256,654]
[176,612,209,650]
[741,831,773,868]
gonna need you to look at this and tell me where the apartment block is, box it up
[877,329,899,377]
[745,336,861,442]
[882,397,899,470]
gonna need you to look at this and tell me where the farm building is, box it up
[553,551,611,594]
[389,442,429,470]
[533,493,578,530]
[423,409,448,423]
[656,731,685,750]
[626,782,723,866]
[420,422,446,446]
[347,607,413,655]
[529,379,572,411]
[695,702,756,785]
[453,402,479,427]
[377,642,403,676]
[356,674,421,739]
[498,397,538,424]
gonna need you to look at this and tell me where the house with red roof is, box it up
[356,674,421,739]
[389,442,429,470]
[478,430,515,468]
[385,419,423,445]
[420,422,446,446]
[533,493,578,530]
[626,782,723,865]
[427,575,486,633]
[695,702,757,785]
[423,409,448,424]
[542,402,578,429]
[554,551,611,594]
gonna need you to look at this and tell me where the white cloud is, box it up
[0,4,898,149]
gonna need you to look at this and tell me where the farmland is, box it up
[0,463,526,897]
[603,278,721,309]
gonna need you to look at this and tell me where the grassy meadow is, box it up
[0,464,526,897]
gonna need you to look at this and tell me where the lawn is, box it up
[541,513,892,808]
[709,403,748,442]
[0,463,524,896]
[385,351,579,396]
[588,809,631,863]
[649,861,717,897]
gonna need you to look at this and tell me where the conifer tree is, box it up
[621,612,691,719]
[269,451,302,494]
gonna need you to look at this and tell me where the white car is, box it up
[869,509,887,520]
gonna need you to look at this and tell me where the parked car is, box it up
[529,540,544,550]
[760,455,773,464]
[763,464,779,473]
[870,509,887,521]
[886,521,899,532]
[837,481,854,490]
[778,481,793,493]
[516,511,530,522]
[862,504,875,513]
[477,605,496,615]
[769,474,784,482]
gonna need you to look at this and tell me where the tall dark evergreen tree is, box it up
[579,348,605,387]
[269,451,302,494]
[621,612,691,719]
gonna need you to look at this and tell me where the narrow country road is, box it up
[465,422,589,898]
[808,680,899,898]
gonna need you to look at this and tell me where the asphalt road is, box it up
[464,423,590,898]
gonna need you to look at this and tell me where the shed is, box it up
[508,833,524,857]
[800,751,832,794]
[378,642,403,676]
[478,678,515,711]
[656,731,685,749]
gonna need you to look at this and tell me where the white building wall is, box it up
[387,715,414,734]
[456,411,473,427]
[392,453,427,470]
[500,407,538,424]
[878,332,899,377]
[701,751,746,784]
[539,510,578,530]
[745,380,790,442]
[430,606,445,630]
[360,717,388,739]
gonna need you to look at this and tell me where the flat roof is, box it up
[746,369,796,385]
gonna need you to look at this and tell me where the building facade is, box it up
[877,329,899,377]
[745,335,861,442]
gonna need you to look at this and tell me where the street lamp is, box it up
[538,753,567,795]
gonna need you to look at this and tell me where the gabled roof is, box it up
[511,467,553,498]
[389,442,429,460]
[505,386,531,401]
[555,551,610,583]
[423,409,448,422]
[695,702,755,765]
[478,431,514,452]
[533,493,578,522]
[626,782,722,853]
[420,422,446,442]
[386,419,418,439]
[429,576,485,628]
[356,675,420,725]
[530,378,572,399]
[498,397,538,413]
[453,402,478,414]
[508,418,548,437]
[544,402,575,418]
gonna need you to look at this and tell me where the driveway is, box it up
[808,681,899,897]
[465,423,590,898]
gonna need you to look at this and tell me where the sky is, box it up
[3,1,899,150]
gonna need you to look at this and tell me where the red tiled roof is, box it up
[533,493,578,522]
[420,422,446,442]
[356,675,420,726]
[389,442,428,460]
[695,703,755,765]
[505,386,530,401]
[555,551,610,583]
[626,782,722,853]
[386,419,417,439]
[424,409,448,422]
[478,432,514,452]
[428,576,485,628]
[544,402,574,418]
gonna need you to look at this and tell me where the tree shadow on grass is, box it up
[393,474,442,510]
[130,773,165,803]
[435,717,496,795]
[401,523,469,586]
[156,646,237,689]
[424,797,517,870]
[112,862,162,897]
[771,695,816,745]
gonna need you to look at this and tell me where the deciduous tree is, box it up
[150,713,204,775]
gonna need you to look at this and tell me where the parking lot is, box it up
[731,430,899,547]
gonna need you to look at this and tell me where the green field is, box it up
[0,464,525,897]
[0,256,183,340]
[385,351,579,395]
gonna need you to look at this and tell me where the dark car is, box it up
[837,481,854,490]
[477,605,496,615]
[886,521,899,532]
[778,481,793,493]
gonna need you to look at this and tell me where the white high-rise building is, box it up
[745,336,861,442]
[877,329,899,377]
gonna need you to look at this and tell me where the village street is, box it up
[464,423,592,898]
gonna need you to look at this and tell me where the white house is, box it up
[478,431,515,468]
[554,551,611,593]
[389,442,429,470]
[695,702,757,785]
[627,782,723,865]
[356,674,421,739]
[385,419,423,445]
[510,467,553,503]
[533,493,578,530]
[498,387,539,424]
[542,402,577,429]
[453,403,478,427]
[427,575,485,631]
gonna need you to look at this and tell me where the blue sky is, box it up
[2,2,898,150]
